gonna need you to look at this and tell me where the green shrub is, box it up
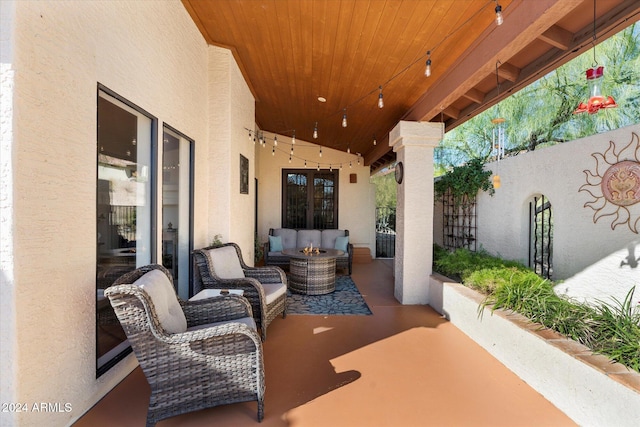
[434,247,640,373]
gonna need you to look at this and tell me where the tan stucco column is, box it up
[389,121,443,304]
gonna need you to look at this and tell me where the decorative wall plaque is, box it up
[579,132,640,233]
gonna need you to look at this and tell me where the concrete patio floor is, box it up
[75,259,576,427]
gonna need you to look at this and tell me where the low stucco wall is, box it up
[429,275,640,427]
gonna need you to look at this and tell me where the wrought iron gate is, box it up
[529,195,553,279]
[375,206,396,258]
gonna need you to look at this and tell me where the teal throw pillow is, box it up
[269,235,283,252]
[334,236,349,252]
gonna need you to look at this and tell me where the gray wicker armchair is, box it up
[193,242,287,341]
[105,264,265,426]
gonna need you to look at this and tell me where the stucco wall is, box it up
[207,46,256,260]
[0,1,240,425]
[436,124,640,306]
[256,133,376,255]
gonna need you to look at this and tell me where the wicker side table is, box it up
[282,248,344,295]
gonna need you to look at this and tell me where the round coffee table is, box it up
[282,248,344,295]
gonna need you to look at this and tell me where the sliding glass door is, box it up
[162,126,194,300]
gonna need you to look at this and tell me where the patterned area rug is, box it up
[286,275,372,315]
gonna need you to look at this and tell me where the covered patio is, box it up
[2,1,639,426]
[76,260,576,426]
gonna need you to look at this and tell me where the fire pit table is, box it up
[282,248,344,295]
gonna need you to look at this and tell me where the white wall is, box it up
[207,46,256,260]
[0,1,249,425]
[256,133,376,255]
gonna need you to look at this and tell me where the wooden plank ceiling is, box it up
[182,0,640,173]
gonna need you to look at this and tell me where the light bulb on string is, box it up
[373,135,377,146]
[272,146,275,156]
[292,131,295,145]
[329,164,332,171]
[317,163,320,171]
[347,144,351,154]
[342,109,348,127]
[494,2,504,26]
[273,135,278,146]
[289,155,292,163]
[304,160,307,168]
[290,146,294,155]
[378,86,384,108]
[319,147,322,157]
[248,130,252,141]
[313,122,318,139]
[425,51,432,77]
[349,161,352,168]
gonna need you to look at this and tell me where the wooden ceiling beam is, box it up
[498,62,521,82]
[443,106,460,120]
[402,0,583,124]
[538,24,574,50]
[463,87,486,104]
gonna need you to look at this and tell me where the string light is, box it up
[347,144,351,154]
[494,1,504,26]
[243,3,499,169]
[244,127,368,172]
[425,51,432,77]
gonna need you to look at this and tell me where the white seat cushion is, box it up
[297,229,322,248]
[207,246,245,279]
[273,228,297,249]
[321,229,345,249]
[133,269,187,334]
[187,316,257,332]
[262,282,287,305]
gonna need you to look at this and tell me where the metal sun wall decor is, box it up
[579,132,640,233]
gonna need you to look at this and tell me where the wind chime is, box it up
[492,61,505,189]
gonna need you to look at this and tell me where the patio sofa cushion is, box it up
[269,235,283,252]
[296,229,322,248]
[334,235,349,252]
[273,228,297,250]
[207,246,245,279]
[321,229,346,249]
[133,269,187,334]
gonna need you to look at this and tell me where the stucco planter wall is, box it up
[428,274,640,427]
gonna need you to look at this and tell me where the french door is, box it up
[282,170,338,229]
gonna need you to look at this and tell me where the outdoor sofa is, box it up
[264,228,353,274]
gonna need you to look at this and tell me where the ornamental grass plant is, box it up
[433,246,640,373]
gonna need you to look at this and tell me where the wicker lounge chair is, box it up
[105,264,265,426]
[193,242,287,340]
